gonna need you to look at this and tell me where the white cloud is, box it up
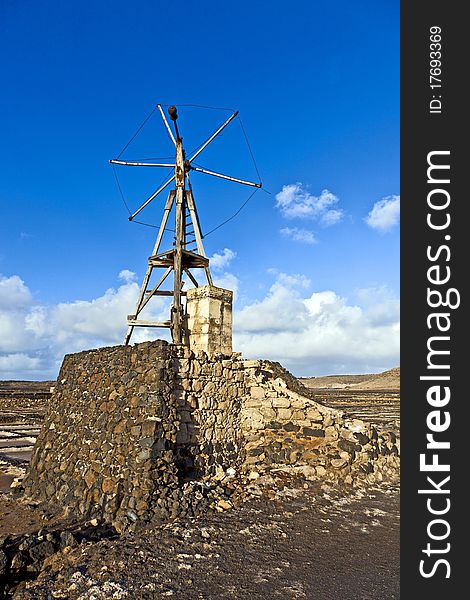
[235,274,310,334]
[0,272,170,379]
[0,270,399,380]
[233,273,399,376]
[209,248,236,271]
[0,353,43,374]
[320,209,343,227]
[207,249,238,299]
[280,227,317,245]
[0,275,42,354]
[275,184,343,225]
[275,272,311,289]
[118,269,137,283]
[353,287,400,327]
[0,275,32,309]
[365,195,400,232]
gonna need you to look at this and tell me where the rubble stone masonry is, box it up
[23,340,399,530]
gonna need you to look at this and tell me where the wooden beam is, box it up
[188,110,238,163]
[186,190,213,286]
[124,325,134,345]
[127,319,171,328]
[204,266,213,286]
[128,174,176,221]
[190,165,261,188]
[145,290,186,297]
[124,262,154,345]
[137,266,172,314]
[184,269,199,288]
[157,104,177,146]
[172,139,185,344]
[185,190,206,257]
[148,257,173,267]
[152,190,175,256]
[109,159,175,168]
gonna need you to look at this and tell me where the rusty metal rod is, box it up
[128,174,176,221]
[110,159,175,168]
[157,104,176,145]
[190,165,261,188]
[188,110,239,163]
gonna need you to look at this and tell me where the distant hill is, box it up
[299,367,400,391]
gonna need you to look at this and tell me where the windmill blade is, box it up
[190,165,261,188]
[128,174,176,221]
[110,159,175,167]
[157,104,177,146]
[188,110,239,163]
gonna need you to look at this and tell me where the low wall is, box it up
[239,360,399,483]
[23,341,399,530]
[0,392,50,411]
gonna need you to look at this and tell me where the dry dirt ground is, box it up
[3,475,399,600]
[300,369,400,429]
[0,383,49,494]
[0,375,400,599]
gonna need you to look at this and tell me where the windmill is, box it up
[110,104,261,346]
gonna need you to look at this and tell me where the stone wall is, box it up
[23,342,183,530]
[238,360,399,484]
[23,340,399,530]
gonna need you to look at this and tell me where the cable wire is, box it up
[112,164,132,215]
[132,220,174,232]
[116,105,158,159]
[112,163,175,230]
[237,115,262,186]
[203,188,260,237]
[160,103,235,112]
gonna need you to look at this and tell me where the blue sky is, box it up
[0,0,399,379]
